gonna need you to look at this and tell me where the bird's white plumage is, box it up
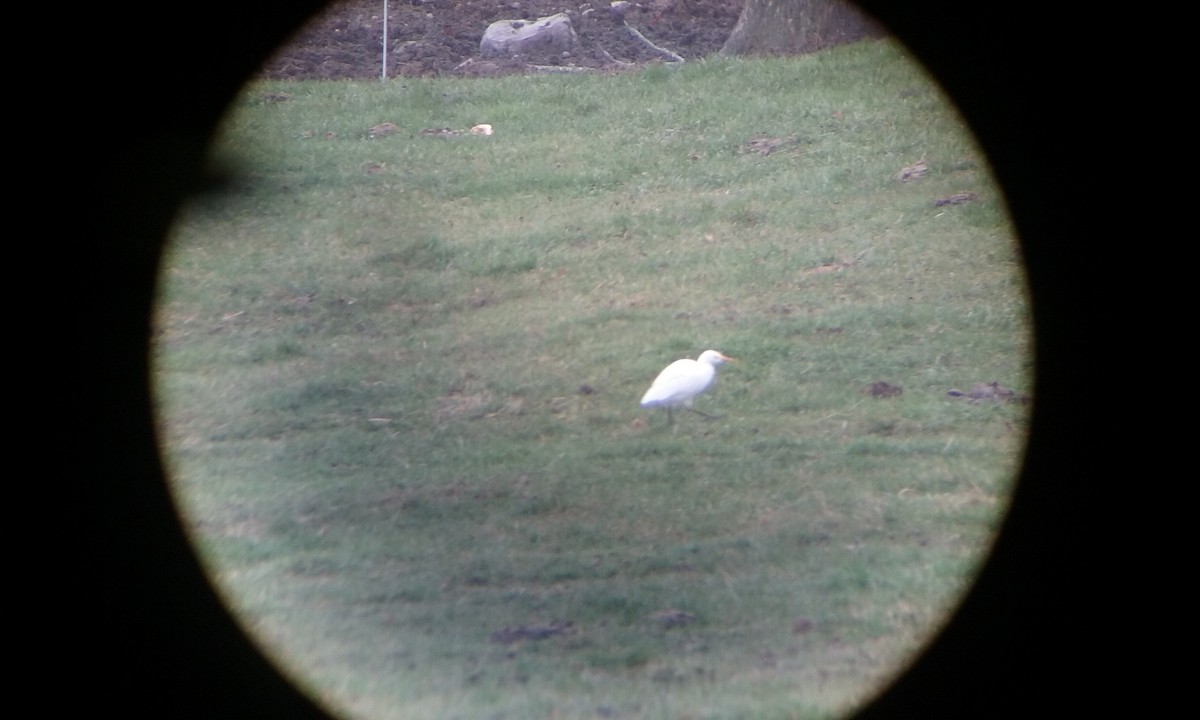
[640,350,734,411]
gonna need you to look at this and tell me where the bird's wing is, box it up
[640,360,713,407]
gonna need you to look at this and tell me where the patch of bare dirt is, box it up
[947,382,1030,405]
[260,0,743,79]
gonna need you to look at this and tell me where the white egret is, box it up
[640,350,736,424]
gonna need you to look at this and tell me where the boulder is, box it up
[480,13,577,58]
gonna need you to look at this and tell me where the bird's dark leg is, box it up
[667,407,674,425]
[686,408,721,419]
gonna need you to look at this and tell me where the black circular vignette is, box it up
[76,1,1093,717]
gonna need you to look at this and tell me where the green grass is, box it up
[155,39,1031,720]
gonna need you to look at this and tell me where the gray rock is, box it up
[480,12,577,58]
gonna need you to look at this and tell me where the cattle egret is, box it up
[640,350,735,423]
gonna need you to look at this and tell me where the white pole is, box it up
[381,0,388,81]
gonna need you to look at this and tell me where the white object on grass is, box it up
[640,350,735,423]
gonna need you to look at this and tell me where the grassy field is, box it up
[154,39,1032,720]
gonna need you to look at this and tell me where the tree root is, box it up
[526,64,596,73]
[597,46,635,68]
[622,21,685,63]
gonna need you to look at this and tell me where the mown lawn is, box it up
[155,40,1031,720]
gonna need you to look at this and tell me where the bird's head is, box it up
[700,350,736,366]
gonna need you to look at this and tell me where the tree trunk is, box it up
[720,0,884,56]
